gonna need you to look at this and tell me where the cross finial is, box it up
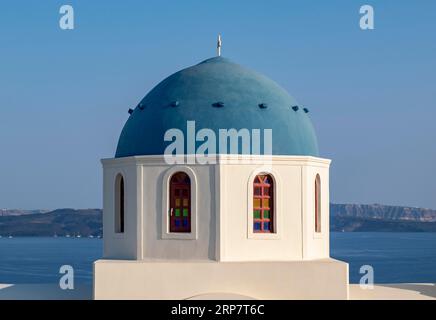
[217,34,222,57]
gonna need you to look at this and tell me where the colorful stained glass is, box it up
[263,198,269,207]
[170,172,191,233]
[263,210,270,218]
[253,174,274,233]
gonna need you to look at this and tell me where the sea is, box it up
[0,232,435,284]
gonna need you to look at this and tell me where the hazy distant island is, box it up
[0,209,102,237]
[331,204,436,232]
[1,204,436,236]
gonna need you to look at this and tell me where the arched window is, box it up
[315,174,321,233]
[115,174,125,233]
[253,174,274,233]
[169,172,191,233]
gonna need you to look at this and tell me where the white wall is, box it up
[102,158,140,259]
[141,163,216,260]
[219,156,330,261]
[101,155,331,262]
[94,258,349,300]
[302,164,330,259]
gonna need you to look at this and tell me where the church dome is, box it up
[115,56,319,158]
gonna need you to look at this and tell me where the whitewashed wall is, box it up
[101,155,331,261]
[102,159,140,259]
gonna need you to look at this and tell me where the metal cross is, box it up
[217,34,222,57]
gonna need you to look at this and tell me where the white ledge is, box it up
[101,154,331,167]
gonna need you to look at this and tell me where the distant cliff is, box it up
[0,209,102,237]
[1,204,436,236]
[330,203,436,232]
[331,203,436,222]
[0,209,50,216]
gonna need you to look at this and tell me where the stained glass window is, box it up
[253,174,274,233]
[315,174,321,233]
[170,172,191,233]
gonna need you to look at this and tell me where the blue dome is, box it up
[116,57,319,158]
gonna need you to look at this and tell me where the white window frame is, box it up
[313,173,323,239]
[113,171,127,239]
[161,166,198,240]
[247,167,282,240]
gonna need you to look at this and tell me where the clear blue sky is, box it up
[0,0,435,210]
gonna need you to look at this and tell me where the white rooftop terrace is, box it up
[1,283,435,300]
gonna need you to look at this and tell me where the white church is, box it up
[93,40,349,299]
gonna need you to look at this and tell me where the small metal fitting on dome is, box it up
[303,107,309,113]
[128,108,134,115]
[212,101,225,108]
[137,102,145,110]
[292,105,299,111]
[170,101,179,107]
[259,103,268,109]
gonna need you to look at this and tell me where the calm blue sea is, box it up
[0,233,435,284]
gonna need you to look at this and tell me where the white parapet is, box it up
[94,258,349,300]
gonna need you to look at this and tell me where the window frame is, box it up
[253,174,274,233]
[162,166,198,240]
[247,167,281,240]
[169,172,192,233]
[114,173,125,234]
[314,174,322,234]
